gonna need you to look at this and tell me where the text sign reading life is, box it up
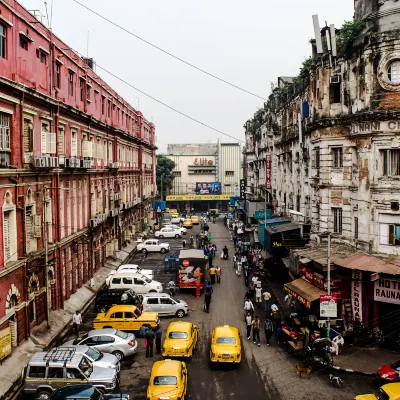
[351,120,400,135]
[374,278,400,305]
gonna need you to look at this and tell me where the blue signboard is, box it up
[254,209,272,220]
[153,201,166,211]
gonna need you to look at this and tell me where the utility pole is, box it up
[160,175,163,201]
[43,186,50,329]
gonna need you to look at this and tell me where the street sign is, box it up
[182,260,190,267]
[320,295,337,318]
[239,179,246,200]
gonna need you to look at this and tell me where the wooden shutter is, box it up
[23,120,33,153]
[106,242,113,257]
[58,128,65,156]
[25,206,33,254]
[389,224,394,246]
[71,131,77,157]
[46,133,56,154]
[41,124,48,154]
[82,141,89,157]
[3,212,10,260]
[33,214,42,238]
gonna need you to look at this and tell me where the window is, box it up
[173,171,181,177]
[80,78,85,101]
[122,277,132,284]
[112,277,121,284]
[382,149,400,176]
[388,224,400,246]
[314,146,320,170]
[388,61,400,84]
[332,207,343,233]
[19,36,28,50]
[134,278,144,285]
[68,71,74,96]
[160,298,173,304]
[107,99,111,118]
[0,24,5,58]
[23,119,33,154]
[146,298,159,304]
[110,312,123,319]
[0,112,11,151]
[354,217,359,239]
[98,335,114,344]
[55,62,61,89]
[330,82,341,103]
[296,195,301,212]
[58,126,65,158]
[28,366,46,378]
[225,171,234,176]
[332,147,343,168]
[87,84,91,101]
[71,130,77,157]
[101,96,105,114]
[39,50,47,64]
[47,368,64,379]
[124,312,135,318]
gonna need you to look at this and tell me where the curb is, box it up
[330,365,376,377]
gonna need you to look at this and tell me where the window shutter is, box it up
[3,212,10,260]
[46,133,56,154]
[58,128,65,156]
[93,141,97,159]
[23,120,33,153]
[41,129,47,154]
[26,214,33,253]
[389,224,394,246]
[71,133,77,157]
[33,214,42,238]
[91,194,96,217]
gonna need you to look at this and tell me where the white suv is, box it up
[106,264,154,286]
[155,228,182,239]
[141,293,188,318]
[162,224,187,235]
[137,239,170,254]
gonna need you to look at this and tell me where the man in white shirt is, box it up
[252,275,258,285]
[332,334,344,355]
[255,286,262,306]
[245,312,253,339]
[270,303,279,312]
[72,310,82,334]
[263,291,272,312]
[244,299,254,317]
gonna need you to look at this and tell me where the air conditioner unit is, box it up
[330,75,341,84]
[50,157,59,168]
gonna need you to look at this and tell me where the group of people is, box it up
[143,325,163,358]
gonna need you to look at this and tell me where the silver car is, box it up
[63,329,137,361]
[141,292,189,318]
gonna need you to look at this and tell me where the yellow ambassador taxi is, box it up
[162,321,198,358]
[355,383,400,400]
[92,305,159,332]
[147,359,188,400]
[190,215,200,224]
[210,325,241,365]
[183,219,193,228]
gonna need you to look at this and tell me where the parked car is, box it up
[50,385,129,400]
[147,360,188,400]
[162,321,198,358]
[108,273,162,294]
[190,216,200,224]
[92,305,160,333]
[170,216,184,224]
[155,228,181,239]
[23,347,118,400]
[137,239,170,254]
[106,264,154,286]
[162,224,187,235]
[378,360,400,382]
[355,382,400,400]
[64,328,137,361]
[141,293,188,318]
[183,219,193,228]
[95,289,142,313]
[210,325,241,365]
[56,345,120,371]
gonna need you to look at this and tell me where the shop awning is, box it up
[284,278,326,309]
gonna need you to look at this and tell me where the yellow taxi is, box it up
[147,359,188,400]
[210,325,241,365]
[169,209,178,215]
[190,215,200,224]
[355,383,400,400]
[183,219,193,228]
[92,305,159,332]
[162,321,198,358]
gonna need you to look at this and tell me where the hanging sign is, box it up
[320,295,338,318]
[0,327,12,361]
[266,154,272,189]
[374,278,400,305]
[351,270,363,323]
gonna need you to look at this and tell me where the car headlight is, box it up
[381,374,389,379]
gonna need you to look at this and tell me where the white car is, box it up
[137,239,170,254]
[105,264,154,286]
[155,228,182,239]
[171,216,184,224]
[162,224,187,235]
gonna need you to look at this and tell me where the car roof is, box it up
[213,325,238,337]
[151,360,182,376]
[118,264,139,268]
[87,328,117,336]
[143,293,170,298]
[62,345,90,353]
[382,383,400,396]
[50,384,95,399]
[29,351,83,366]
[105,305,138,312]
[167,321,192,333]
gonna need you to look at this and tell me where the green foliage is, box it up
[156,154,175,198]
[336,20,365,56]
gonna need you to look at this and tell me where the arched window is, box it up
[388,61,400,84]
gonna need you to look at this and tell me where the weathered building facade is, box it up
[0,0,156,346]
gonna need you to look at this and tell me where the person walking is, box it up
[249,281,256,301]
[224,215,227,226]
[270,303,279,322]
[264,318,274,346]
[145,328,155,358]
[155,326,162,355]
[255,284,262,307]
[205,281,213,294]
[244,266,249,286]
[215,265,222,283]
[263,291,272,312]
[167,279,176,296]
[208,252,213,268]
[245,312,253,340]
[209,265,216,284]
[252,316,261,346]
[72,310,82,334]
[204,291,212,313]
[244,298,254,317]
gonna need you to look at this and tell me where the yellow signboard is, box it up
[166,195,230,201]
[0,327,12,361]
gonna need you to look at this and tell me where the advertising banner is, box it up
[240,179,246,199]
[266,154,272,189]
[374,278,400,305]
[0,327,12,361]
[320,295,338,318]
[351,270,363,322]
[195,182,221,194]
[166,195,230,201]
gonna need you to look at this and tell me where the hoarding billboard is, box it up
[195,182,221,195]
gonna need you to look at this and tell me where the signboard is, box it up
[239,179,246,200]
[254,209,272,220]
[350,120,400,136]
[300,265,314,283]
[195,182,221,195]
[320,295,338,318]
[0,327,12,361]
[351,270,363,323]
[182,260,190,267]
[266,154,272,189]
[166,194,230,201]
[284,286,311,308]
[374,278,400,305]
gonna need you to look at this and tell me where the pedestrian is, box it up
[209,265,216,284]
[255,284,262,306]
[252,316,261,346]
[208,253,213,268]
[215,265,222,283]
[233,236,237,247]
[245,312,253,339]
[270,303,279,322]
[224,215,227,226]
[249,281,256,301]
[167,279,176,296]
[72,310,82,334]
[155,326,162,354]
[263,290,272,312]
[244,289,253,301]
[264,318,274,346]
[241,254,247,266]
[244,298,254,317]
[205,281,213,294]
[145,327,155,358]
[244,266,249,286]
[182,239,186,248]
[204,291,212,313]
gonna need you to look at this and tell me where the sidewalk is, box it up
[0,241,138,400]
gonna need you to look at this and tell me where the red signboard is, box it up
[182,260,190,267]
[266,154,272,189]
[299,265,313,283]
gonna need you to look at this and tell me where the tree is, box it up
[156,154,176,200]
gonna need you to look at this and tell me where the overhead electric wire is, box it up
[71,0,268,101]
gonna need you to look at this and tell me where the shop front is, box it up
[166,194,230,214]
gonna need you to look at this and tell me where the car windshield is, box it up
[185,220,191,223]
[73,333,88,345]
[375,388,390,400]
[216,337,236,345]
[144,277,152,283]
[171,297,180,303]
[169,332,188,339]
[115,330,129,339]
[79,358,93,377]
[391,360,400,370]
[85,347,103,361]
[154,376,178,386]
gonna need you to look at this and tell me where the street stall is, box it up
[177,249,207,291]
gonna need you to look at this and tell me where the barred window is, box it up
[332,207,343,233]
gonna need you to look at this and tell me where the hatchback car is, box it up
[50,385,129,400]
[141,293,188,318]
[162,224,187,235]
[162,321,198,358]
[155,228,181,239]
[146,359,188,400]
[378,360,400,382]
[210,325,241,365]
[63,328,137,361]
[355,382,400,400]
[183,219,193,228]
[190,216,200,224]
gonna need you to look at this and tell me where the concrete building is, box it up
[0,0,156,346]
[166,142,241,212]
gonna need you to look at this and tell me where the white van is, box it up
[108,273,163,294]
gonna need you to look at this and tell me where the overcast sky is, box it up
[20,0,354,153]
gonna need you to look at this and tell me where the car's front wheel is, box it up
[160,248,167,253]
[176,309,185,318]
[112,350,124,361]
[36,389,52,400]
[141,248,147,254]
[159,235,164,238]
[175,234,180,238]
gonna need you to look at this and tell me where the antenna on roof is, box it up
[312,15,323,54]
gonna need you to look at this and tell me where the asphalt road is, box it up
[20,217,379,400]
